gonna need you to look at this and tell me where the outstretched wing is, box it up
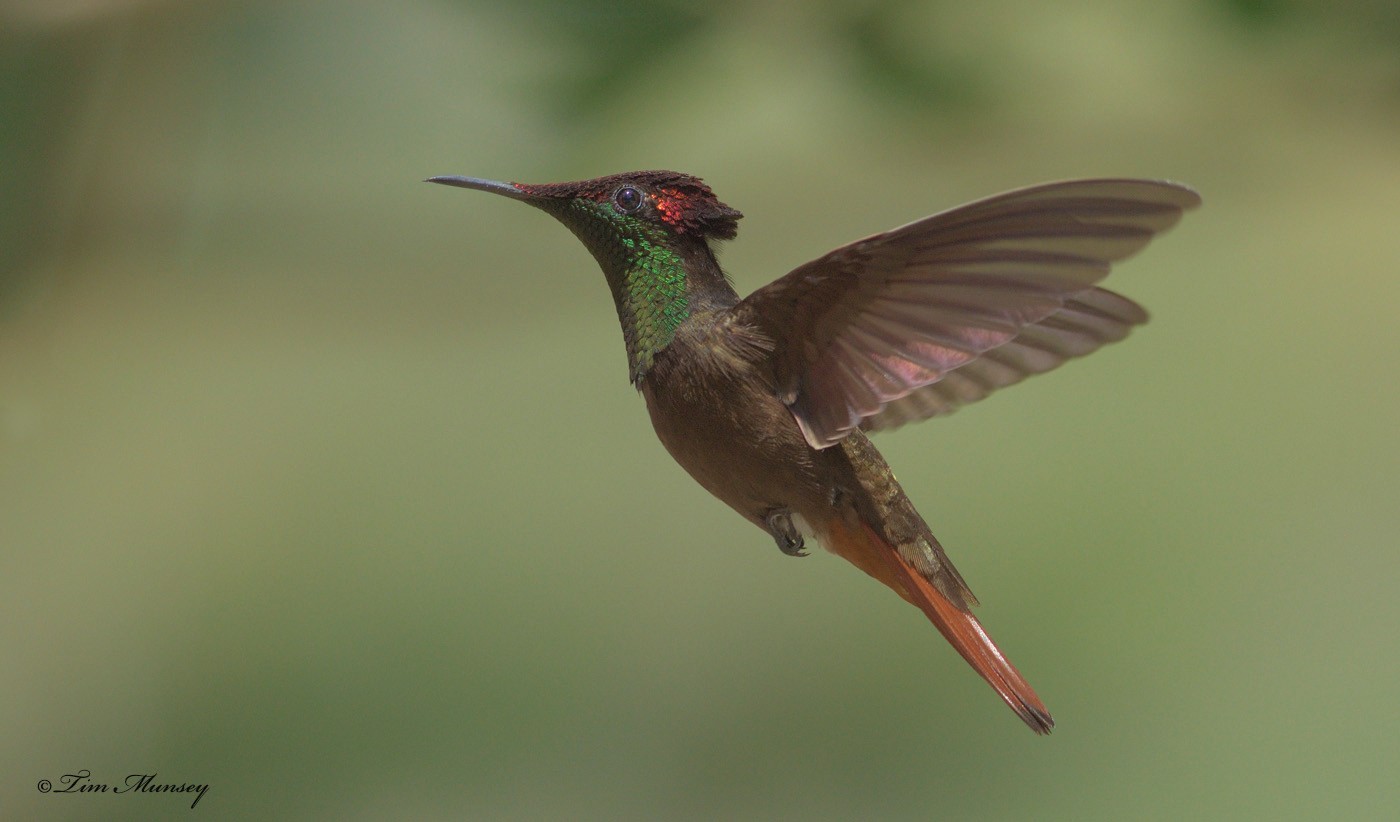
[860,285,1147,433]
[734,179,1200,448]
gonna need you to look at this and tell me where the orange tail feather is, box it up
[824,517,1054,734]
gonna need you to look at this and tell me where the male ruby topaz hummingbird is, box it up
[428,170,1199,733]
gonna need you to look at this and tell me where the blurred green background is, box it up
[4,0,1399,819]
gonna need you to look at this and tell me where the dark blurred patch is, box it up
[450,0,990,124]
[454,0,720,121]
[841,0,983,115]
[1213,0,1400,46]
[1208,0,1400,103]
[0,34,69,308]
[1216,0,1294,27]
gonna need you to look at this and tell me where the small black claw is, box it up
[765,509,807,557]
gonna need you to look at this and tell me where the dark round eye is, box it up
[613,185,644,214]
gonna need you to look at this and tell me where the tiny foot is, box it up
[765,508,807,557]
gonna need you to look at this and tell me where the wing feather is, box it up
[861,287,1150,432]
[735,178,1199,447]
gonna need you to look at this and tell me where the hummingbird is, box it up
[427,170,1199,733]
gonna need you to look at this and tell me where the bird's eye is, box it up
[613,186,644,214]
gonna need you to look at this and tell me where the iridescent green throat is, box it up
[551,200,694,383]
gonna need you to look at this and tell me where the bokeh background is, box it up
[4,1,1399,819]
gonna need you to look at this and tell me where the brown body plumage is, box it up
[429,171,1200,733]
[642,303,1053,730]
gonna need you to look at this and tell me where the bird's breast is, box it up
[639,315,831,526]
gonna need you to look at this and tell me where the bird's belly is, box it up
[641,358,829,529]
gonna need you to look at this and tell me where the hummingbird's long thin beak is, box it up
[425,175,532,200]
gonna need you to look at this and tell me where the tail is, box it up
[823,516,1055,734]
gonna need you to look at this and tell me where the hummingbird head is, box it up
[426,170,743,245]
[428,170,744,382]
